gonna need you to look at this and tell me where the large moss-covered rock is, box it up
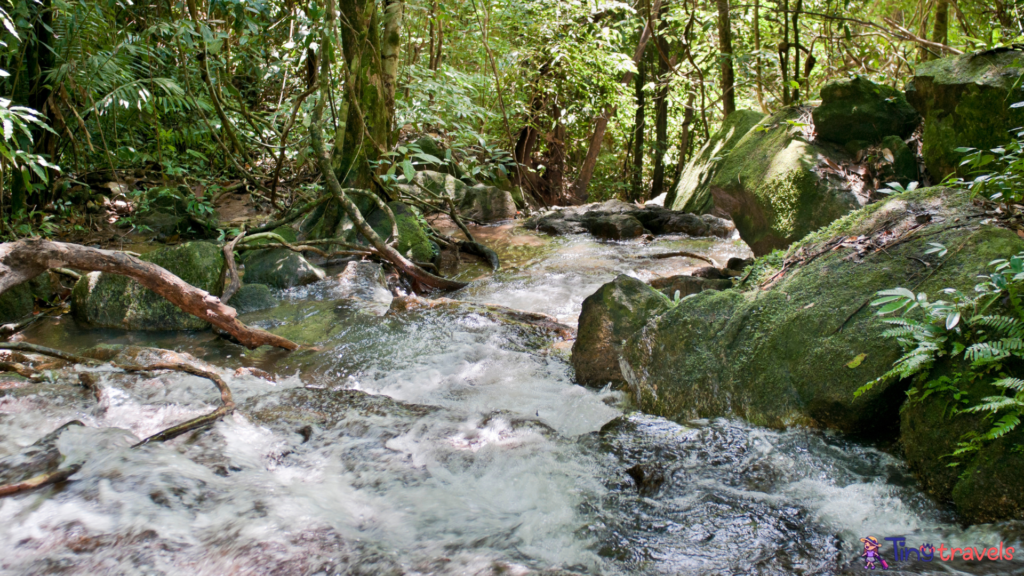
[243,249,325,289]
[227,283,279,313]
[710,107,866,256]
[812,76,919,145]
[367,202,439,264]
[0,282,33,323]
[906,49,1024,179]
[666,110,765,214]
[571,275,671,386]
[619,187,1014,436]
[71,241,225,331]
[459,184,517,222]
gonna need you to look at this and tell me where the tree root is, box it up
[0,239,298,350]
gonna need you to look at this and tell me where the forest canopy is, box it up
[0,0,1018,237]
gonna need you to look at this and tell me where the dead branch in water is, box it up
[632,251,720,268]
[0,343,238,496]
[0,239,298,350]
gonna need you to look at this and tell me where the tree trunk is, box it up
[335,0,391,188]
[381,0,405,149]
[753,0,768,113]
[791,0,801,101]
[630,57,646,202]
[573,0,662,203]
[716,0,735,118]
[651,2,671,199]
[780,0,790,105]
[0,240,299,350]
[931,0,949,55]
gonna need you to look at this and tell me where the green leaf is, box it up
[846,353,867,369]
[401,159,415,181]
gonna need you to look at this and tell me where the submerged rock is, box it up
[71,241,224,331]
[228,283,279,314]
[666,109,766,214]
[243,249,325,289]
[906,49,1024,179]
[710,107,866,256]
[326,261,393,311]
[586,213,646,240]
[621,187,1013,436]
[571,275,671,387]
[812,76,919,145]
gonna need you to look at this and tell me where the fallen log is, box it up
[0,239,298,350]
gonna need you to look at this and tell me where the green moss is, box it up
[0,283,34,323]
[621,188,1024,436]
[812,76,919,144]
[368,202,439,263]
[907,50,1024,179]
[712,108,860,255]
[667,109,765,213]
[71,241,225,331]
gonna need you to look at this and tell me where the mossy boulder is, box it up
[812,76,920,145]
[71,241,225,331]
[648,275,733,298]
[459,184,517,222]
[710,107,865,256]
[0,282,33,323]
[571,275,671,386]
[879,135,919,186]
[227,283,279,313]
[243,249,325,289]
[905,49,1024,179]
[619,187,1015,437]
[367,202,439,264]
[666,109,765,214]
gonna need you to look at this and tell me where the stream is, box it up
[1,224,1023,575]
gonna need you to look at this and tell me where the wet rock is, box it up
[0,282,33,323]
[571,275,671,387]
[648,275,733,299]
[134,186,214,238]
[242,249,325,289]
[71,241,225,331]
[244,387,434,430]
[726,257,754,271]
[812,76,919,145]
[906,49,1024,179]
[458,184,517,222]
[622,187,1014,438]
[690,266,728,280]
[632,209,735,237]
[327,261,393,309]
[228,283,279,313]
[666,109,765,214]
[625,462,667,496]
[585,214,646,240]
[710,107,866,256]
[234,366,276,381]
[524,202,734,240]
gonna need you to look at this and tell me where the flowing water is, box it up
[1,225,1023,575]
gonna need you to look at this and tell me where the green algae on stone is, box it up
[0,282,34,323]
[710,107,864,256]
[620,187,1008,435]
[812,76,919,145]
[71,241,225,331]
[571,275,672,386]
[228,283,279,313]
[906,49,1024,179]
[666,109,765,214]
[367,201,439,263]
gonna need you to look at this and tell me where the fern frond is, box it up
[985,413,1022,440]
[993,377,1024,391]
[963,396,1021,413]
